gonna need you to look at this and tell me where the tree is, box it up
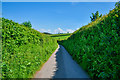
[90,11,102,21]
[22,21,32,28]
[43,32,51,35]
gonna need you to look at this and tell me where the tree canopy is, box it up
[22,21,32,28]
[90,11,102,21]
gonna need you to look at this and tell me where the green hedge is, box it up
[59,5,120,79]
[2,18,58,78]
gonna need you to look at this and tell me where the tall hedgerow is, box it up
[2,18,58,78]
[59,3,120,79]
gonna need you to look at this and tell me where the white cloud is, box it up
[39,29,46,32]
[66,29,75,33]
[54,28,75,34]
[58,28,65,33]
[39,28,76,34]
[48,29,51,33]
[39,29,51,33]
[54,29,58,34]
[54,28,65,34]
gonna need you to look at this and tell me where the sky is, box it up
[2,0,119,2]
[2,2,116,34]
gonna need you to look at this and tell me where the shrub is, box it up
[59,3,120,80]
[2,18,58,78]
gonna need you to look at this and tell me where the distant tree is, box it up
[58,32,63,34]
[22,21,32,28]
[90,11,102,21]
[43,32,51,35]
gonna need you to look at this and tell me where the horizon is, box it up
[2,2,116,34]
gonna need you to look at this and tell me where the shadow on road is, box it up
[52,45,91,79]
[52,45,67,78]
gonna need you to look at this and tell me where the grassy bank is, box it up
[50,33,71,40]
[2,18,58,78]
[59,4,120,79]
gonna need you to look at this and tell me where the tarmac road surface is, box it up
[34,45,90,79]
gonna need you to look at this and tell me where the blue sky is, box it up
[2,2,116,34]
[2,0,118,2]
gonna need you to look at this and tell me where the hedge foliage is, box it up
[2,18,58,78]
[59,4,120,79]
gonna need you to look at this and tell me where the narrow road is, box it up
[34,45,90,79]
